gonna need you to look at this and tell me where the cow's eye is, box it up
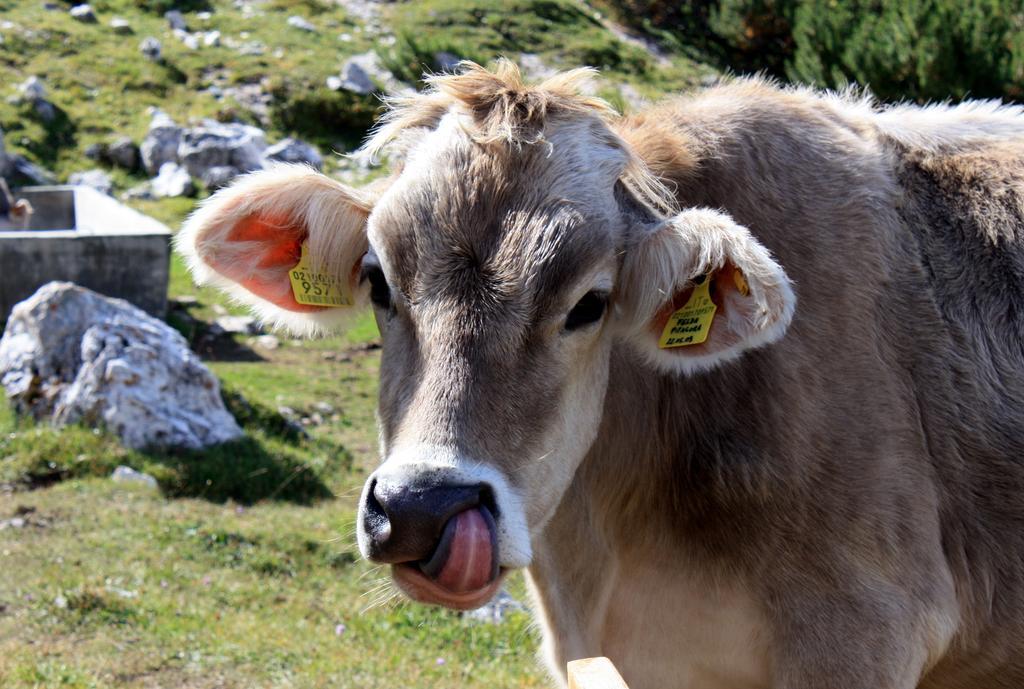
[565,291,608,331]
[361,264,392,310]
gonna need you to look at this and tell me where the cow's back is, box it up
[891,141,1024,686]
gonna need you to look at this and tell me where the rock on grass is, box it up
[0,282,242,451]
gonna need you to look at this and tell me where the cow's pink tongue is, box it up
[420,507,496,594]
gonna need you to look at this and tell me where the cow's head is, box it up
[178,62,795,609]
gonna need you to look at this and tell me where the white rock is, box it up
[214,315,260,335]
[106,136,139,170]
[200,165,238,190]
[263,137,322,169]
[337,56,376,94]
[287,15,316,32]
[18,76,46,101]
[326,75,343,91]
[0,283,243,450]
[152,162,194,198]
[140,112,181,174]
[236,41,264,56]
[68,169,113,196]
[109,17,132,34]
[111,465,158,489]
[139,36,162,62]
[70,4,97,23]
[203,30,220,47]
[518,53,556,81]
[463,589,527,624]
[254,334,280,350]
[178,120,267,179]
[180,32,199,50]
[165,9,186,31]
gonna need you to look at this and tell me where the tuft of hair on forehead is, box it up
[361,59,679,215]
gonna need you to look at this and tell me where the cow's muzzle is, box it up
[359,471,504,609]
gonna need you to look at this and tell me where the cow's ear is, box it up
[617,208,795,375]
[176,165,376,336]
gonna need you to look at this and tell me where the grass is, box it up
[0,246,546,688]
[0,0,720,685]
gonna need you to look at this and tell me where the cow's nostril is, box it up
[361,478,392,552]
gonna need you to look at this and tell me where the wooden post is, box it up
[567,657,629,689]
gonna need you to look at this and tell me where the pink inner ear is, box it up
[208,213,327,313]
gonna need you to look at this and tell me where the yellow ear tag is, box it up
[289,242,353,307]
[658,274,717,348]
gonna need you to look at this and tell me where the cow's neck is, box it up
[526,348,778,685]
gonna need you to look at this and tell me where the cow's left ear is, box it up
[617,208,796,375]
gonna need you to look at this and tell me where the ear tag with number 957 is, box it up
[289,242,353,307]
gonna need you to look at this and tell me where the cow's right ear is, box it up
[176,165,376,336]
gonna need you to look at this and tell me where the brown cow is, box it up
[178,61,1024,688]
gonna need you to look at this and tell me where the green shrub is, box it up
[788,0,1024,102]
[267,79,381,146]
[602,0,1024,102]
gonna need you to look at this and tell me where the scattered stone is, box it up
[18,76,46,102]
[177,120,266,179]
[254,334,280,350]
[463,589,527,624]
[165,9,186,31]
[200,165,238,190]
[171,295,198,307]
[139,36,162,62]
[336,54,377,94]
[313,401,334,415]
[69,4,97,23]
[140,110,181,174]
[111,465,158,489]
[121,182,154,201]
[0,282,243,450]
[338,32,352,42]
[326,75,343,91]
[214,315,260,335]
[263,137,322,170]
[151,161,194,198]
[203,30,220,47]
[236,41,265,56]
[176,30,199,50]
[68,169,113,196]
[109,17,132,34]
[106,136,138,170]
[196,11,212,20]
[53,594,68,609]
[434,51,462,72]
[277,405,296,419]
[84,143,105,161]
[287,15,316,32]
[518,53,556,81]
[42,2,60,10]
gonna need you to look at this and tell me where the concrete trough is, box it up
[0,185,171,321]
